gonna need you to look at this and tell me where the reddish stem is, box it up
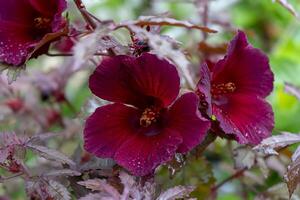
[46,52,112,57]
[74,0,97,30]
[212,168,247,191]
[195,132,217,157]
[197,0,209,40]
[0,172,24,182]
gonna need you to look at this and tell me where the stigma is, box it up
[34,17,51,29]
[211,82,236,98]
[140,106,160,127]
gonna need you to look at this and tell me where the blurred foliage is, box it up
[156,156,215,200]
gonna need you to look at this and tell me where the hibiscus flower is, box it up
[0,0,67,66]
[197,31,274,145]
[84,53,210,176]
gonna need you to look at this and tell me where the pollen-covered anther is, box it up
[34,17,51,29]
[140,107,160,127]
[211,82,236,97]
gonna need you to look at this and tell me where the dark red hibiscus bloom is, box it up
[197,31,274,145]
[0,0,67,66]
[84,53,210,176]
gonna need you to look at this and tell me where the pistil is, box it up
[140,106,160,127]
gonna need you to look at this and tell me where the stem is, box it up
[212,168,247,191]
[74,0,97,30]
[46,52,112,57]
[20,162,31,178]
[0,172,24,182]
[197,0,209,40]
[84,10,104,23]
[241,182,248,200]
[195,132,217,156]
[47,53,73,57]
[90,58,99,66]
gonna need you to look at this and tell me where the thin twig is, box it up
[195,132,217,156]
[20,162,31,178]
[47,53,73,57]
[212,168,247,191]
[46,52,112,57]
[73,0,97,30]
[83,10,103,23]
[196,0,209,40]
[0,172,24,182]
[90,58,99,66]
[241,182,248,200]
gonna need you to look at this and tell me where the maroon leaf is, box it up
[26,144,75,166]
[233,146,256,169]
[26,179,71,200]
[48,180,72,200]
[156,185,195,200]
[79,193,103,200]
[254,132,300,155]
[77,179,120,199]
[285,145,300,197]
[43,169,81,177]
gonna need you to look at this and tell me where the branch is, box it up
[212,168,247,191]
[46,52,112,57]
[73,0,97,30]
[195,132,217,156]
[196,0,209,40]
[0,172,24,182]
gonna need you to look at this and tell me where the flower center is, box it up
[34,17,51,29]
[140,106,160,127]
[211,82,236,98]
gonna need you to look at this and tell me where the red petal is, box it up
[0,36,34,66]
[212,30,274,98]
[0,0,36,24]
[89,55,146,107]
[29,0,64,17]
[114,128,182,176]
[168,92,210,153]
[0,0,34,65]
[84,103,140,157]
[89,53,180,108]
[132,53,180,107]
[197,63,212,117]
[213,94,274,145]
